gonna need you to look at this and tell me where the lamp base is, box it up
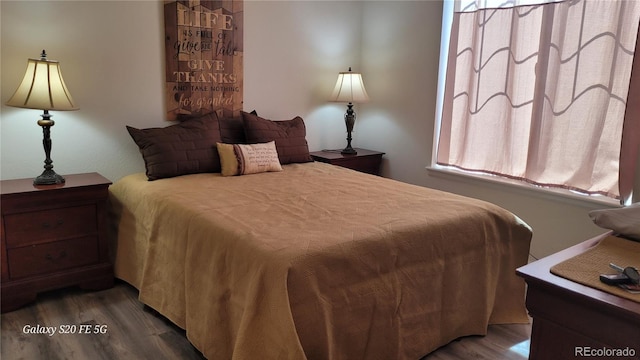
[34,169,65,185]
[341,147,357,155]
[341,103,358,156]
[34,110,65,186]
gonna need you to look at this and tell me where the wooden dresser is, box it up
[1,173,114,313]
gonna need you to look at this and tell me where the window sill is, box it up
[426,165,621,209]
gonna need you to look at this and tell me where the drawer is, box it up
[334,157,381,175]
[4,204,97,248]
[8,236,99,279]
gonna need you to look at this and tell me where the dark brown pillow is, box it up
[219,110,257,144]
[219,116,246,144]
[241,111,313,164]
[126,113,222,180]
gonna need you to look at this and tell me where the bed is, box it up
[110,112,532,359]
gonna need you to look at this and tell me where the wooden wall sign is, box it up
[164,0,243,121]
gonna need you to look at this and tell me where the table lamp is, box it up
[329,67,370,155]
[6,50,79,185]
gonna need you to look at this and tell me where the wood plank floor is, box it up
[2,281,531,359]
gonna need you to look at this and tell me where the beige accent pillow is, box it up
[217,141,283,176]
[589,203,640,241]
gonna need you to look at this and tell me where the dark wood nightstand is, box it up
[1,173,114,313]
[309,148,385,175]
[516,233,640,360]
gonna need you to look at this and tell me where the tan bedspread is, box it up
[109,162,532,359]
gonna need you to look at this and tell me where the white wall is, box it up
[1,0,634,258]
[1,1,166,182]
[0,0,359,182]
[359,1,442,183]
[243,0,364,151]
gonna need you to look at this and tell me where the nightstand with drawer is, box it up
[309,148,385,175]
[1,173,114,313]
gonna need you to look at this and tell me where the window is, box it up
[435,0,640,205]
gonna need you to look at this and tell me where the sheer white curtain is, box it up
[437,0,640,203]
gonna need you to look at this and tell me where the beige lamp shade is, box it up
[329,68,370,104]
[6,55,78,111]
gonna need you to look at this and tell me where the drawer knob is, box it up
[45,250,67,261]
[42,219,64,229]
